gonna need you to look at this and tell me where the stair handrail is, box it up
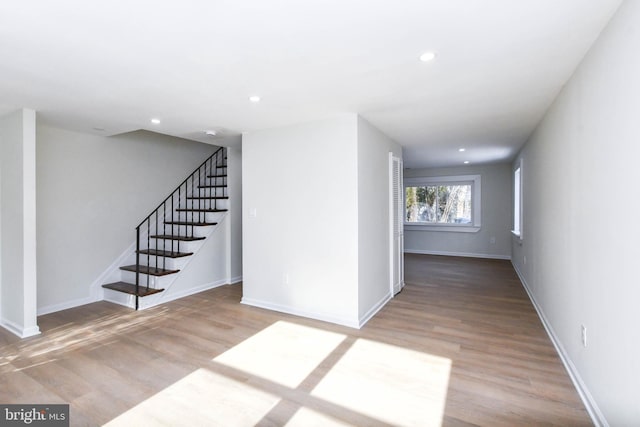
[134,146,226,309]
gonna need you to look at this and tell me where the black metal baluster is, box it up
[212,155,215,210]
[135,226,140,310]
[189,176,193,238]
[155,210,158,273]
[147,220,150,290]
[163,201,167,269]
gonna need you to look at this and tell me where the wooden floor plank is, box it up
[0,254,591,426]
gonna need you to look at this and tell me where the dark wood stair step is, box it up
[217,165,227,168]
[102,281,164,296]
[186,196,228,200]
[120,265,180,276]
[163,220,218,226]
[198,184,227,188]
[176,208,228,213]
[137,249,193,258]
[206,174,227,178]
[150,234,206,241]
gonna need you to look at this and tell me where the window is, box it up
[404,175,481,232]
[512,162,522,238]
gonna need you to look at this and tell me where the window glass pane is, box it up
[406,184,471,224]
[424,186,437,222]
[405,187,435,222]
[405,187,419,222]
[437,185,471,223]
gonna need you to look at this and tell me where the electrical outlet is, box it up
[283,273,290,285]
[581,325,587,347]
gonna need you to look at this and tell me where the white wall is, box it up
[242,115,360,327]
[356,116,402,323]
[36,125,218,313]
[512,1,640,424]
[404,163,512,259]
[242,114,401,328]
[0,109,39,337]
[227,140,243,282]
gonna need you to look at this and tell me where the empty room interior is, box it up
[1,1,638,426]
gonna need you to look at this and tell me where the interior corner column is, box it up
[0,108,39,338]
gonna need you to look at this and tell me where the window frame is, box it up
[512,160,523,239]
[404,174,481,233]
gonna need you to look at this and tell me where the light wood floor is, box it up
[0,254,591,426]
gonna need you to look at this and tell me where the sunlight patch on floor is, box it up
[104,321,451,426]
[311,339,452,427]
[213,321,346,388]
[104,368,281,427]
[285,407,353,426]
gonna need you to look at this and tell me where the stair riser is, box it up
[173,211,226,223]
[182,199,229,210]
[146,239,205,253]
[195,188,227,197]
[132,256,189,271]
[147,225,212,239]
[120,270,175,287]
[103,288,135,307]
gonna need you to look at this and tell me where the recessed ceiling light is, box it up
[151,118,161,124]
[205,130,217,137]
[464,161,470,164]
[459,148,466,152]
[249,95,261,103]
[419,51,437,62]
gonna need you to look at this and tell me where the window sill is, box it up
[405,224,481,233]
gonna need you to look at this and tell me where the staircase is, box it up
[102,147,228,309]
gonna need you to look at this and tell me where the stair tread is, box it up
[186,196,229,200]
[198,184,227,188]
[206,174,228,178]
[163,220,218,226]
[120,265,180,276]
[102,281,164,296]
[150,234,206,241]
[176,208,228,212]
[137,249,193,258]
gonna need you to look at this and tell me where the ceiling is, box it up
[0,0,622,168]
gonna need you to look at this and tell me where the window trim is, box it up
[404,174,481,233]
[512,160,523,240]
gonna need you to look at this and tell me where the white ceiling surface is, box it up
[0,0,622,168]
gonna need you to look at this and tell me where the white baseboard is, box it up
[404,249,511,260]
[38,295,99,316]
[229,275,243,284]
[241,297,359,329]
[511,263,608,427]
[0,317,40,338]
[358,292,392,328]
